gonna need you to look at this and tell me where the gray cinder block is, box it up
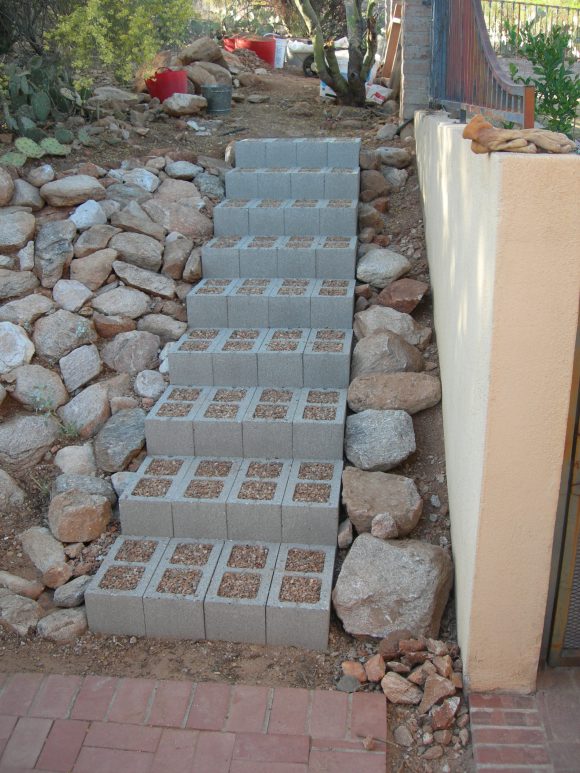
[268,279,315,328]
[226,460,292,541]
[290,168,326,199]
[248,200,286,236]
[143,538,223,640]
[227,279,274,328]
[239,236,280,277]
[281,460,343,545]
[85,536,168,636]
[284,200,321,236]
[319,200,358,236]
[315,237,357,279]
[119,455,194,537]
[235,139,268,168]
[266,542,336,650]
[303,329,353,388]
[213,199,252,236]
[277,236,318,278]
[172,457,242,539]
[324,168,360,199]
[310,279,355,330]
[292,388,347,460]
[326,138,361,168]
[225,169,259,198]
[144,386,209,456]
[257,328,308,388]
[204,540,279,644]
[193,387,256,457]
[201,237,245,278]
[265,139,297,168]
[168,330,228,386]
[295,139,329,168]
[256,168,292,199]
[186,279,238,328]
[212,328,268,387]
[241,388,300,459]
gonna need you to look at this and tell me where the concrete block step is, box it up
[86,535,335,648]
[144,385,347,458]
[234,137,361,169]
[225,166,360,200]
[167,327,353,388]
[185,278,355,330]
[201,235,357,279]
[213,198,358,237]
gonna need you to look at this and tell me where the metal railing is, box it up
[431,0,535,127]
[482,1,579,56]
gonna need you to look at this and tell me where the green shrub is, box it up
[50,0,193,83]
[506,21,580,136]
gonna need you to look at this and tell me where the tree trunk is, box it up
[293,0,378,106]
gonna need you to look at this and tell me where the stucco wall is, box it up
[415,111,580,692]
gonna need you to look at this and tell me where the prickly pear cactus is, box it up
[14,137,45,159]
[31,91,52,123]
[54,127,74,145]
[40,137,71,156]
[0,152,27,167]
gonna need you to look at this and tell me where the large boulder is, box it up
[345,409,416,471]
[40,175,106,207]
[354,306,432,350]
[185,63,217,92]
[341,467,423,536]
[198,61,232,85]
[110,201,165,241]
[351,332,424,379]
[348,372,441,415]
[8,364,68,410]
[33,309,97,362]
[102,330,160,374]
[0,414,60,471]
[142,200,213,240]
[332,534,454,638]
[0,322,35,375]
[163,93,207,116]
[0,212,36,253]
[52,474,116,505]
[34,220,77,288]
[137,314,186,343]
[94,408,146,472]
[0,269,39,300]
[112,261,176,298]
[109,232,163,271]
[178,37,227,67]
[19,526,72,588]
[57,383,110,439]
[357,249,411,288]
[92,286,150,319]
[48,490,111,542]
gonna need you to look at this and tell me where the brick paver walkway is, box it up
[0,672,387,772]
[470,668,580,772]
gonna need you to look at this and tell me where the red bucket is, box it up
[145,68,189,102]
[223,36,238,53]
[235,37,276,67]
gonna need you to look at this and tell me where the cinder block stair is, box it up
[86,137,360,649]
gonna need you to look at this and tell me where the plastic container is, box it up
[201,84,233,115]
[274,38,288,68]
[235,37,276,67]
[223,36,238,53]
[145,69,188,102]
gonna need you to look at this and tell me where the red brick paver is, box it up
[0,673,387,772]
[471,667,580,772]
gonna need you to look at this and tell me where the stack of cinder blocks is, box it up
[86,138,360,650]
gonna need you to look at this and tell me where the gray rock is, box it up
[195,172,225,199]
[0,468,26,510]
[332,534,454,638]
[345,409,416,471]
[40,175,106,207]
[357,249,411,288]
[163,93,207,116]
[0,571,43,599]
[52,474,116,505]
[70,248,118,290]
[74,224,120,258]
[137,313,186,342]
[0,414,60,471]
[348,372,441,415]
[36,607,87,641]
[92,286,150,319]
[382,167,408,191]
[0,269,39,299]
[0,294,54,326]
[33,309,97,362]
[0,211,36,252]
[162,234,193,279]
[94,408,146,472]
[342,467,423,535]
[35,220,77,288]
[371,513,399,539]
[53,575,92,608]
[338,518,354,549]
[110,200,166,241]
[336,675,362,693]
[112,261,176,298]
[105,183,152,207]
[9,364,68,410]
[54,445,96,476]
[376,124,398,141]
[18,240,35,270]
[70,199,107,230]
[10,178,44,210]
[109,167,160,193]
[141,199,213,240]
[27,164,55,187]
[134,369,165,399]
[165,161,203,179]
[0,322,35,374]
[109,231,163,271]
[354,306,432,350]
[110,471,137,497]
[59,344,102,392]
[377,147,412,169]
[351,332,424,379]
[52,279,93,312]
[102,330,160,374]
[48,489,111,542]
[57,383,111,439]
[0,167,15,205]
[19,526,72,588]
[182,248,202,282]
[0,589,41,635]
[393,725,414,747]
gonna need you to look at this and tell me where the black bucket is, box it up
[201,84,233,115]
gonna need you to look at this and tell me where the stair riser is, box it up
[225,168,360,200]
[213,200,358,237]
[235,138,361,169]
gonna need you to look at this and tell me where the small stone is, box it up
[27,164,55,187]
[70,199,107,230]
[19,526,72,588]
[134,369,165,400]
[9,364,68,411]
[451,672,463,690]
[348,372,441,415]
[70,248,118,290]
[378,630,413,660]
[195,172,224,199]
[102,330,160,375]
[110,471,137,497]
[419,675,456,715]
[364,654,386,682]
[354,306,431,350]
[57,383,111,439]
[34,219,77,288]
[357,249,411,288]
[141,199,212,240]
[381,672,422,704]
[376,124,397,141]
[459,728,469,746]
[360,170,389,201]
[137,313,186,343]
[371,513,399,540]
[358,204,384,231]
[342,660,367,683]
[156,178,201,202]
[0,322,35,374]
[163,93,207,116]
[53,279,93,312]
[162,233,194,279]
[0,211,36,253]
[386,661,410,674]
[382,167,408,191]
[36,607,87,641]
[10,178,44,210]
[109,232,163,272]
[0,414,60,471]
[182,248,202,282]
[0,590,41,635]
[52,474,116,506]
[351,332,424,379]
[48,489,111,542]
[408,661,437,686]
[64,542,84,559]
[376,278,429,314]
[393,724,414,747]
[110,200,165,241]
[92,286,150,319]
[94,408,146,472]
[165,161,202,179]
[336,675,361,693]
[59,344,102,392]
[345,410,416,471]
[0,167,15,205]
[112,261,176,298]
[74,225,120,259]
[54,445,96,476]
[377,147,412,169]
[0,269,39,300]
[109,167,160,193]
[53,576,92,608]
[40,175,105,207]
[337,518,353,549]
[422,745,443,760]
[18,240,35,270]
[106,182,152,207]
[431,697,461,730]
[0,294,54,327]
[0,571,43,599]
[433,655,453,678]
[33,309,97,362]
[0,469,26,510]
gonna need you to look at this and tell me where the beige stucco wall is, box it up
[415,112,580,692]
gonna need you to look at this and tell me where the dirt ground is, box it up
[0,65,471,771]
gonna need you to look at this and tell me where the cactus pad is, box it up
[40,137,72,156]
[0,152,27,168]
[54,127,74,144]
[31,92,52,123]
[14,137,45,159]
